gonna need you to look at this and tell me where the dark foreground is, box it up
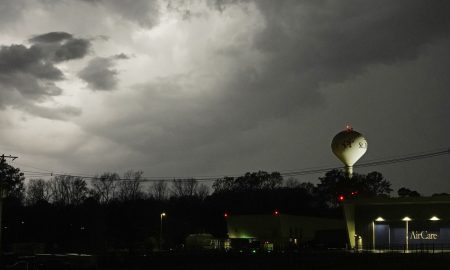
[3,251,450,270]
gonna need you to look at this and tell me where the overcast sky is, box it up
[0,0,449,195]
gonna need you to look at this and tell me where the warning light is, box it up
[351,191,358,196]
[338,195,345,202]
[224,212,229,218]
[273,210,280,216]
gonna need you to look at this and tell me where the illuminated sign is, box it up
[409,231,439,240]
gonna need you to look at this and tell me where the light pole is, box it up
[402,217,411,252]
[160,212,166,250]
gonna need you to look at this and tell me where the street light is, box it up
[160,212,166,250]
[402,217,412,252]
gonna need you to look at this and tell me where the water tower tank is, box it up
[331,126,367,178]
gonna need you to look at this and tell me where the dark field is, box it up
[4,252,450,270]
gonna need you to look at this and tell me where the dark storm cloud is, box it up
[0,45,63,80]
[80,0,160,28]
[252,0,450,68]
[78,54,128,91]
[0,32,91,118]
[29,32,73,43]
[114,53,129,60]
[29,32,91,62]
[215,0,450,117]
[81,0,450,177]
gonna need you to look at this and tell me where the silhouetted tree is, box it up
[171,178,198,197]
[49,175,89,205]
[170,179,210,199]
[149,180,169,201]
[0,158,25,202]
[284,178,316,196]
[25,178,52,205]
[212,176,235,193]
[317,169,392,207]
[360,172,392,196]
[196,184,210,200]
[117,170,144,201]
[398,187,421,197]
[91,172,119,203]
[432,192,450,196]
[213,171,283,193]
[284,177,300,188]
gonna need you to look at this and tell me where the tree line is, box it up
[0,158,438,254]
[24,172,210,206]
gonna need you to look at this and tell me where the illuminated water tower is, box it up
[331,125,368,178]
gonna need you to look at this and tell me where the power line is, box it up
[282,147,450,177]
[17,146,450,182]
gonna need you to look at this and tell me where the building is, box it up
[343,196,450,251]
[226,214,345,251]
[185,233,228,251]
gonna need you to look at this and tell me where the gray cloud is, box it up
[29,32,91,62]
[80,0,450,179]
[0,0,26,30]
[22,103,82,121]
[78,54,128,91]
[80,0,160,28]
[0,0,449,194]
[29,32,73,43]
[0,45,63,80]
[0,32,91,118]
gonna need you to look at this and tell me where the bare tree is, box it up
[195,184,210,200]
[91,172,119,203]
[284,177,300,188]
[149,180,169,201]
[49,175,89,205]
[171,178,198,197]
[25,178,52,205]
[117,170,144,201]
[170,179,209,199]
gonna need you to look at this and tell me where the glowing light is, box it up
[429,216,440,221]
[161,212,166,217]
[375,217,385,222]
[338,195,345,202]
[402,217,412,221]
[224,213,229,218]
[273,210,280,216]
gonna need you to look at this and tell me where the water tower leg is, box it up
[346,166,353,179]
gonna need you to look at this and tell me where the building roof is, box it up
[343,195,450,206]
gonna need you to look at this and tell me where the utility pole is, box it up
[0,154,18,259]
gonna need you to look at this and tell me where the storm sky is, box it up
[0,0,449,194]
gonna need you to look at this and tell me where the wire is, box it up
[16,146,450,182]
